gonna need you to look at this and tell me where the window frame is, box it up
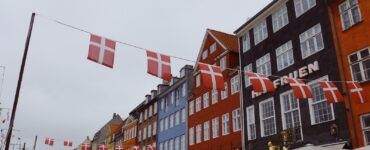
[203,121,210,141]
[221,82,228,100]
[276,41,294,71]
[294,0,316,17]
[231,74,240,94]
[299,24,325,59]
[253,20,268,45]
[242,32,251,52]
[212,117,219,138]
[246,105,256,140]
[256,53,272,76]
[361,114,370,145]
[339,0,362,30]
[203,92,209,109]
[348,48,370,82]
[279,90,303,141]
[210,43,217,53]
[222,113,230,135]
[232,108,241,132]
[272,4,289,32]
[259,98,277,137]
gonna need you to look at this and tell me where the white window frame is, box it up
[361,114,370,145]
[253,20,268,45]
[222,113,230,135]
[211,89,218,104]
[339,0,362,30]
[308,76,335,125]
[231,74,240,94]
[232,108,241,132]
[153,121,157,135]
[259,98,277,137]
[276,41,294,71]
[294,0,316,17]
[220,56,227,71]
[202,50,208,60]
[203,121,210,141]
[181,135,186,150]
[196,124,202,144]
[246,106,256,140]
[272,4,289,32]
[212,117,219,138]
[148,105,153,117]
[165,117,169,130]
[203,92,209,109]
[195,97,202,112]
[221,82,228,100]
[189,127,195,145]
[148,124,152,138]
[299,24,324,59]
[244,64,253,88]
[170,114,174,128]
[196,74,201,87]
[181,108,186,123]
[210,43,217,53]
[280,90,303,141]
[154,102,157,114]
[189,100,194,116]
[175,111,180,126]
[348,48,370,82]
[242,32,251,52]
[256,53,271,76]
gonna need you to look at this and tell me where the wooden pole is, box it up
[32,135,37,150]
[4,13,36,150]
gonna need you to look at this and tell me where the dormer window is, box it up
[202,50,208,60]
[210,43,217,53]
[220,56,227,71]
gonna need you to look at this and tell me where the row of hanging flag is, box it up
[87,33,366,104]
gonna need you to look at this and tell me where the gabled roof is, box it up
[207,29,239,52]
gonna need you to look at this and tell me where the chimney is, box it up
[113,113,117,118]
[157,84,168,94]
[150,90,157,98]
[180,65,194,78]
[145,94,152,102]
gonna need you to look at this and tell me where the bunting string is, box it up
[35,12,357,84]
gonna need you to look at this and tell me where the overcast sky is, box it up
[0,0,271,149]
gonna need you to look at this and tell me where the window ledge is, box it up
[341,20,364,32]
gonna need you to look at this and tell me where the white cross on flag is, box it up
[146,50,172,81]
[98,144,108,150]
[44,138,54,146]
[286,77,313,99]
[132,145,139,150]
[115,145,123,150]
[63,140,73,147]
[81,143,90,150]
[198,63,224,90]
[245,71,275,93]
[319,81,343,103]
[88,34,116,68]
[347,81,366,104]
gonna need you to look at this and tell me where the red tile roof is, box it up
[207,29,239,53]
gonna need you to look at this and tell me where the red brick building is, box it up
[188,29,242,150]
[328,0,370,148]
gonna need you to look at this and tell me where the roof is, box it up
[234,0,278,34]
[207,29,239,52]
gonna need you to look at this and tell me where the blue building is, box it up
[157,65,193,150]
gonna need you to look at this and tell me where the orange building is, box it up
[122,115,139,150]
[188,29,241,150]
[328,0,370,148]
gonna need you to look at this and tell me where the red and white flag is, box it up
[81,143,90,150]
[115,145,123,150]
[132,145,139,150]
[146,143,155,150]
[146,50,172,81]
[286,78,313,99]
[347,81,366,103]
[44,138,54,146]
[319,81,343,103]
[98,144,108,150]
[245,71,275,93]
[198,63,224,90]
[88,34,116,68]
[64,140,73,147]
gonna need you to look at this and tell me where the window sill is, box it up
[341,20,364,32]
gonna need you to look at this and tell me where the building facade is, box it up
[122,115,139,150]
[188,29,242,150]
[136,91,158,150]
[91,113,123,150]
[234,0,350,149]
[328,0,370,148]
[157,65,193,150]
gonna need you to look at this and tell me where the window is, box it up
[203,92,209,108]
[242,32,251,52]
[211,89,218,104]
[294,0,316,17]
[256,53,271,76]
[272,5,289,32]
[139,112,143,123]
[308,76,335,125]
[212,117,219,138]
[154,102,157,114]
[253,20,268,45]
[349,48,370,82]
[203,121,210,141]
[138,130,142,141]
[169,139,174,150]
[144,109,147,120]
[220,56,227,71]
[276,41,294,71]
[196,74,201,87]
[361,114,370,145]
[196,124,202,144]
[182,83,187,97]
[153,121,157,135]
[339,0,362,30]
[181,108,186,123]
[175,89,180,106]
[196,97,202,112]
[246,106,256,140]
[148,124,152,138]
[222,113,230,135]
[175,137,180,150]
[300,24,324,59]
[244,64,253,87]
[164,141,168,150]
[181,135,185,150]
[189,127,194,145]
[159,143,164,150]
[231,74,240,94]
[161,98,165,111]
[175,111,180,125]
[143,127,147,140]
[170,114,174,128]
[160,119,164,132]
[210,43,217,53]
[165,117,169,130]
[280,91,302,141]
[202,50,208,60]
[221,82,228,100]
[189,100,194,116]
[148,105,153,117]
[232,108,241,132]
[171,92,175,104]
[259,98,276,137]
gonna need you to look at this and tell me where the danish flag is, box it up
[132,145,139,150]
[319,81,343,103]
[81,143,90,150]
[245,71,275,93]
[115,145,124,150]
[98,144,108,150]
[63,140,73,147]
[347,81,366,103]
[286,77,313,99]
[146,143,155,150]
[198,63,224,90]
[88,34,116,68]
[146,50,172,81]
[44,138,54,146]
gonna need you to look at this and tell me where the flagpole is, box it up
[4,12,36,150]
